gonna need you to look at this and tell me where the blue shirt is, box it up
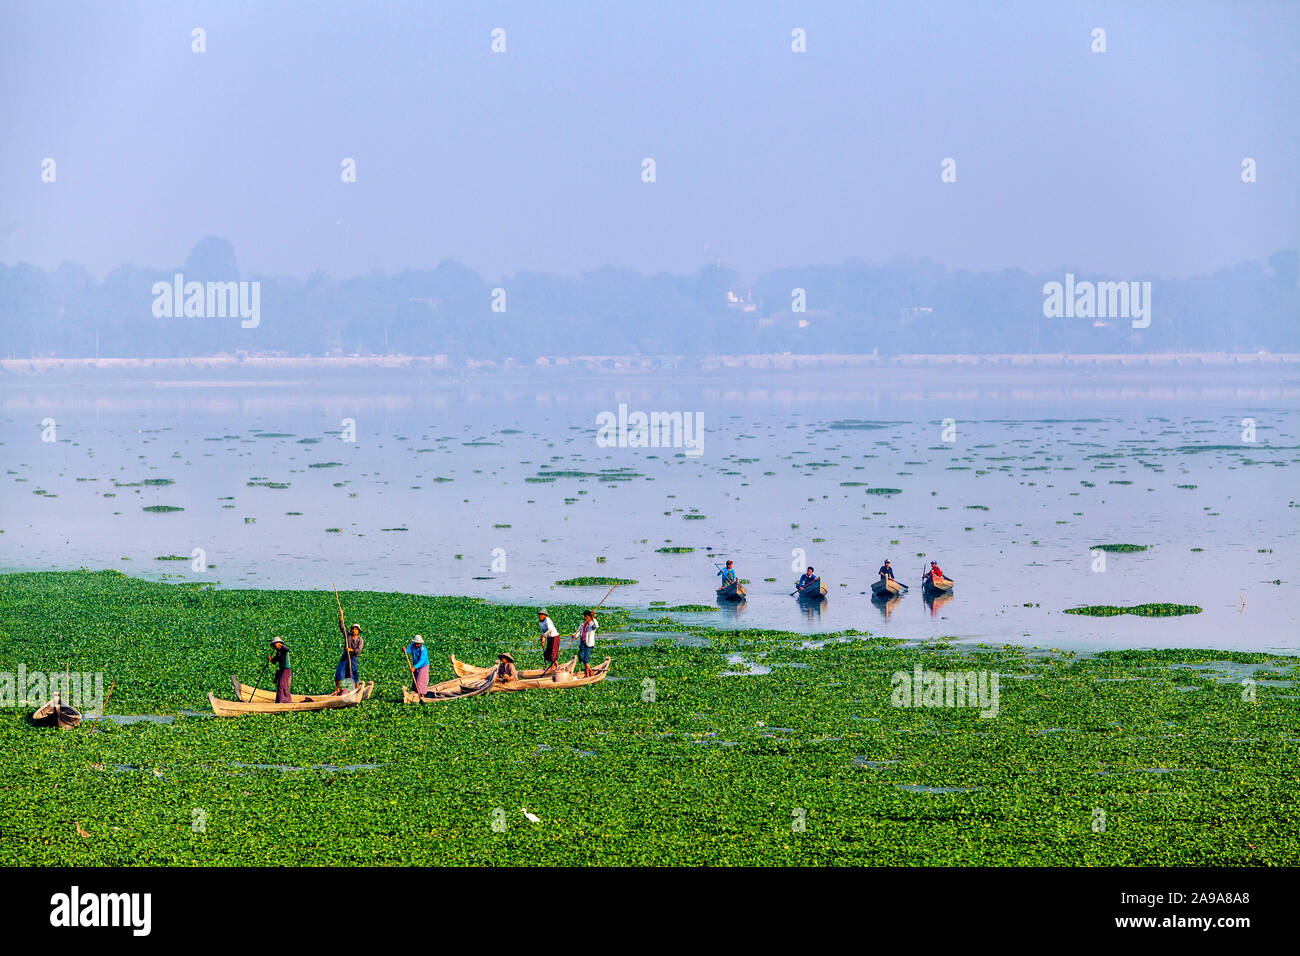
[718,568,737,585]
[408,643,429,669]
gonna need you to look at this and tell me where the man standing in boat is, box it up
[335,608,364,694]
[268,637,292,703]
[575,609,599,679]
[538,608,561,673]
[797,566,818,592]
[717,560,738,587]
[878,560,895,581]
[407,635,429,697]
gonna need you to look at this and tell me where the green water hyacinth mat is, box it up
[1,571,1298,866]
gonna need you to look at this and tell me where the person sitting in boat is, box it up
[927,561,945,582]
[408,635,429,697]
[496,652,518,682]
[797,567,818,591]
[268,637,292,703]
[717,560,738,587]
[537,608,561,671]
[575,610,599,679]
[335,609,364,695]
[878,560,895,580]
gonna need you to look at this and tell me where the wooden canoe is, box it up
[450,655,574,680]
[795,579,828,600]
[404,670,497,703]
[230,676,375,704]
[31,698,82,729]
[870,576,903,598]
[922,573,955,594]
[445,657,612,692]
[208,683,365,716]
[716,581,746,601]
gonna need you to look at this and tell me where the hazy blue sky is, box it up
[2,0,1296,280]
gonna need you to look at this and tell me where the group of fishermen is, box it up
[265,608,364,703]
[714,557,951,597]
[400,607,600,697]
[266,604,601,702]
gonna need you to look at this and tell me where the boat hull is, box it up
[450,654,574,679]
[795,580,828,600]
[922,574,955,595]
[231,676,374,704]
[871,577,902,598]
[716,582,746,601]
[31,701,82,729]
[209,684,365,716]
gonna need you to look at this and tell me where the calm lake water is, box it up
[3,366,1298,652]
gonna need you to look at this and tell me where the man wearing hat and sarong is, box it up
[268,637,292,703]
[407,635,429,697]
[335,607,364,694]
[537,608,561,672]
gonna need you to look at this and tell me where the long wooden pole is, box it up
[91,678,117,729]
[333,583,355,684]
[558,584,619,656]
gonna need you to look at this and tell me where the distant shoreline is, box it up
[3,351,1298,376]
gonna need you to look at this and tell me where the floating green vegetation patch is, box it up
[142,505,183,513]
[554,577,637,586]
[1091,544,1149,553]
[665,604,719,612]
[154,555,189,561]
[1,571,1295,866]
[309,462,344,469]
[865,488,902,496]
[827,420,892,430]
[657,547,695,553]
[247,481,290,489]
[1064,603,1202,617]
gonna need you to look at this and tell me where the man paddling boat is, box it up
[926,561,946,582]
[796,566,818,592]
[407,635,429,697]
[537,608,561,672]
[575,610,599,679]
[878,560,895,581]
[268,637,292,703]
[717,560,738,587]
[335,610,364,694]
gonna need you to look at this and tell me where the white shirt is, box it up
[538,616,559,638]
[577,618,598,647]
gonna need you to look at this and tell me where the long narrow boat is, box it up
[922,573,955,595]
[450,655,574,680]
[404,670,497,703]
[794,579,829,600]
[444,657,612,692]
[208,683,365,716]
[231,676,375,704]
[870,576,903,598]
[716,581,746,601]
[31,696,82,729]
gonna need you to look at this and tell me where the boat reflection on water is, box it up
[871,593,903,619]
[923,591,954,615]
[797,595,824,622]
[715,593,748,618]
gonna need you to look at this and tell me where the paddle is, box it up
[247,655,271,703]
[402,647,417,692]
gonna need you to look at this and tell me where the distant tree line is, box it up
[2,237,1296,359]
